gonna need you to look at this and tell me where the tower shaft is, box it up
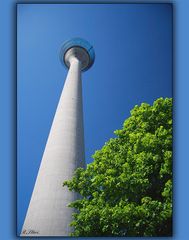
[21,56,85,236]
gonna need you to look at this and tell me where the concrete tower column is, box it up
[21,38,95,237]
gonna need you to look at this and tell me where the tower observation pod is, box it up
[21,38,95,236]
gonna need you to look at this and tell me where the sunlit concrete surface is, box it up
[21,38,95,236]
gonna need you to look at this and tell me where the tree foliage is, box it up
[63,97,173,237]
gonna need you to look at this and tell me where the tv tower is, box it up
[21,38,95,236]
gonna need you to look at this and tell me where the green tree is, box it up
[63,97,172,237]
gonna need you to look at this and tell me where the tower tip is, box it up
[60,38,95,71]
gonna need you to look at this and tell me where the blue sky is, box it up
[17,3,172,235]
